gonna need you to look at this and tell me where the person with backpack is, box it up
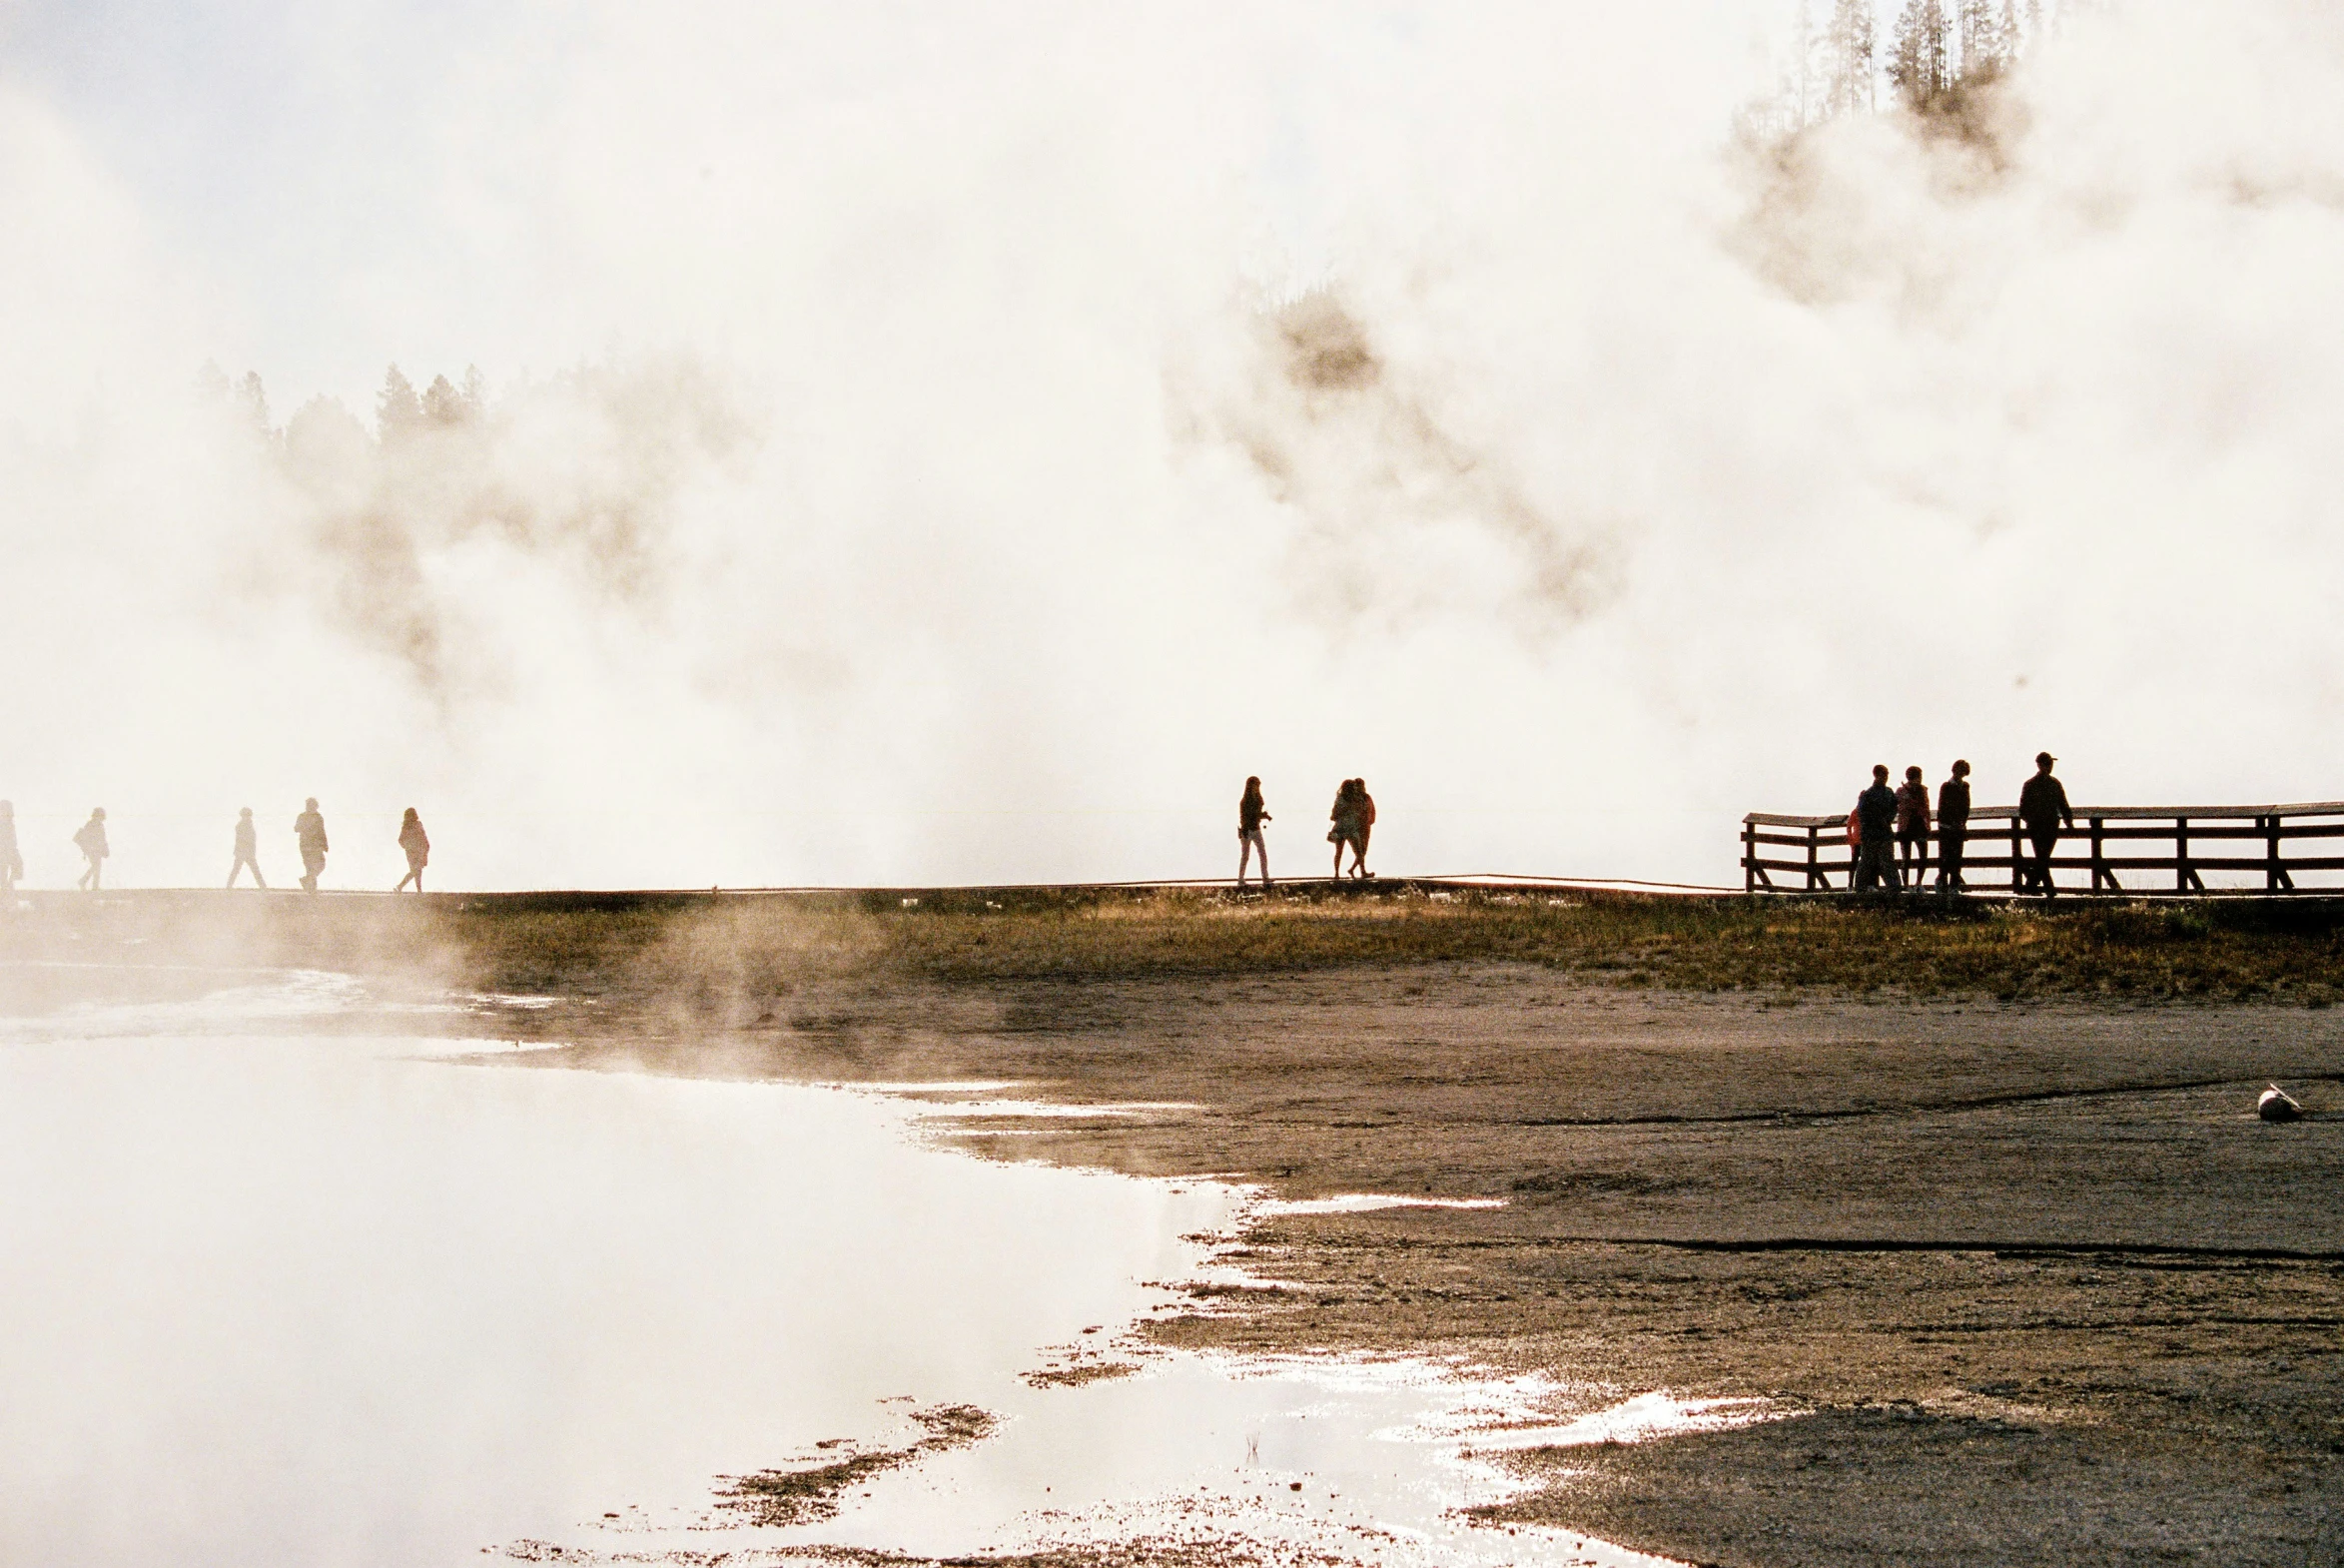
[1935,761,1972,891]
[73,807,109,892]
[1853,766,1900,891]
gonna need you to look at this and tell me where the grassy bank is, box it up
[10,883,2344,1008]
[841,886,2344,1001]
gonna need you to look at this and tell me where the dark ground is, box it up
[533,968,2344,1568]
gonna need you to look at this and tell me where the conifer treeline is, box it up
[1760,0,2099,135]
[198,362,490,450]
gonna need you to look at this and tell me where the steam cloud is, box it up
[1185,290,1619,632]
[3,0,2342,889]
[266,357,759,696]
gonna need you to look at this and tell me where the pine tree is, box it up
[1819,0,1878,119]
[460,365,488,418]
[377,365,424,442]
[283,395,372,486]
[1889,0,1952,109]
[422,373,468,425]
[1955,0,2012,86]
[236,371,271,437]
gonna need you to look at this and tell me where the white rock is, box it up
[2258,1086,2303,1123]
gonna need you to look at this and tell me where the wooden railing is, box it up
[1741,802,2344,895]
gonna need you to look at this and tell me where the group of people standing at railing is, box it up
[1852,751,2074,896]
[0,799,433,895]
[1235,775,1377,889]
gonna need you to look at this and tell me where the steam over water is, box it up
[0,974,1684,1565]
[6,0,2344,890]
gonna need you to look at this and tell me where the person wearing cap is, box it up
[1853,764,1901,891]
[2017,752,2073,897]
[1935,761,1972,891]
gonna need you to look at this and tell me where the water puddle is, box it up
[0,970,1724,1567]
[1252,1194,1511,1216]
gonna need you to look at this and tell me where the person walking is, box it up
[1853,765,1901,891]
[0,801,19,893]
[2017,752,2073,897]
[1896,766,1932,890]
[1935,760,1972,891]
[294,798,329,893]
[1329,779,1360,881]
[1350,780,1376,880]
[393,809,430,892]
[1236,778,1272,890]
[73,808,108,892]
[227,808,267,889]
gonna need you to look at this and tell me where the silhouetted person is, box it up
[1237,778,1272,890]
[1935,760,1972,891]
[1329,779,1361,880]
[2018,752,2073,897]
[394,808,430,892]
[73,808,108,892]
[1351,781,1376,879]
[294,798,329,892]
[0,801,19,893]
[1853,765,1900,891]
[227,808,267,889]
[1896,766,1931,888]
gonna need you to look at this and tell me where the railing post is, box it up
[2011,816,2024,894]
[2090,817,2108,893]
[2266,813,2294,892]
[2175,815,2206,894]
[1744,820,1756,893]
[1806,824,1820,891]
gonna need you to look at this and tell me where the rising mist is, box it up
[4,0,2342,890]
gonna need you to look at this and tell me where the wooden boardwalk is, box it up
[1743,801,2344,896]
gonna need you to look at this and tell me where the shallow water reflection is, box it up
[0,973,1680,1567]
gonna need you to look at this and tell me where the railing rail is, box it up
[1741,801,2344,895]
